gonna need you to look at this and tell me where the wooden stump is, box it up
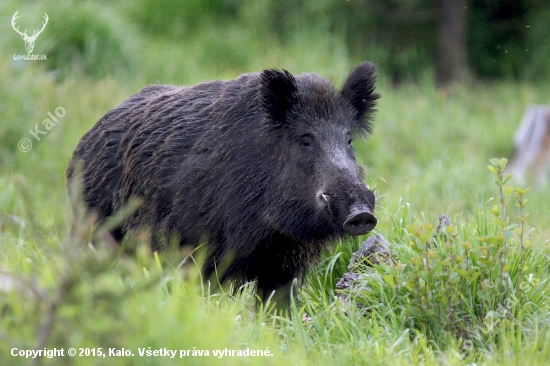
[507,105,550,185]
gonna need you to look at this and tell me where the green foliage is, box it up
[1,80,549,366]
[335,158,549,351]
[1,1,140,79]
[120,0,550,82]
[4,0,550,81]
[39,2,140,79]
[124,0,240,38]
[1,1,550,364]
[469,0,550,80]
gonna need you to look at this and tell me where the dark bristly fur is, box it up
[67,62,381,305]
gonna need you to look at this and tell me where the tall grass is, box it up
[1,1,549,365]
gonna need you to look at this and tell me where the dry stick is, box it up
[33,266,74,366]
[424,241,432,318]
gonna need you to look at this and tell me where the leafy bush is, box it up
[124,0,240,38]
[38,2,140,79]
[335,158,549,348]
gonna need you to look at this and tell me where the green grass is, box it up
[1,1,549,365]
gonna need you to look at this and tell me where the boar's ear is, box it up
[340,61,380,135]
[260,69,299,126]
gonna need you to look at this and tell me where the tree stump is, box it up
[507,105,550,185]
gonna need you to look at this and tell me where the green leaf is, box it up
[419,270,429,282]
[383,275,396,288]
[487,165,498,174]
[469,272,481,283]
[458,269,469,279]
[494,218,507,227]
[504,185,513,197]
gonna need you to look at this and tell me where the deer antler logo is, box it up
[11,11,49,54]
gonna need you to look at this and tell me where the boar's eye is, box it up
[300,135,314,149]
[347,133,353,146]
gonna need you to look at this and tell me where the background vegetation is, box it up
[0,0,549,365]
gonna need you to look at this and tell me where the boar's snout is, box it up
[320,181,377,236]
[343,209,377,235]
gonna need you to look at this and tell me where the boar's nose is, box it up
[343,210,377,235]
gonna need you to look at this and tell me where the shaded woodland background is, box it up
[2,0,550,85]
